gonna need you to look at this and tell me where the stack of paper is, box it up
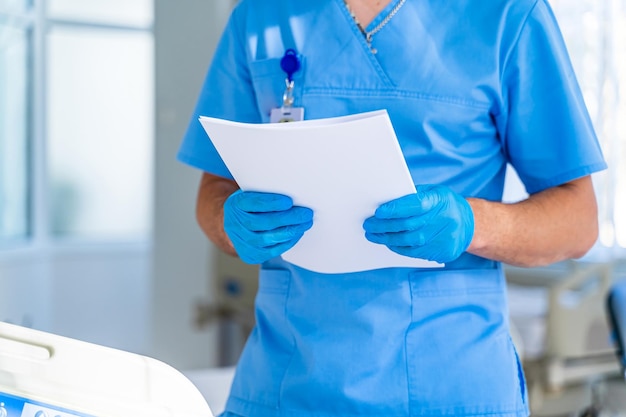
[199,110,441,273]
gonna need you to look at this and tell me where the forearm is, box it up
[196,172,239,256]
[467,176,599,267]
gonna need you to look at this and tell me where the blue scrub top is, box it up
[178,0,606,416]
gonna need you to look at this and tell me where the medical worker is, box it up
[178,0,606,416]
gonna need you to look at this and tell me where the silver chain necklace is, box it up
[344,0,407,54]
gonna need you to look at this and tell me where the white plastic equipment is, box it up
[0,322,214,417]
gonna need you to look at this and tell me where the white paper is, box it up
[199,110,441,274]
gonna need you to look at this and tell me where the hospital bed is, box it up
[0,322,214,417]
[506,261,622,413]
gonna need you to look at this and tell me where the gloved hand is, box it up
[224,190,314,264]
[363,185,474,263]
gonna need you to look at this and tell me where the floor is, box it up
[531,377,626,417]
[185,367,235,415]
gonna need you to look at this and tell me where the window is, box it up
[0,0,27,12]
[0,1,153,245]
[47,27,153,238]
[550,0,626,254]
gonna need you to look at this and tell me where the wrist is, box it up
[465,197,491,254]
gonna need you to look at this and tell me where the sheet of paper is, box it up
[199,110,441,274]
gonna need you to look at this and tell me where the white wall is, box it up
[0,243,150,355]
[50,244,151,354]
[151,0,234,370]
[0,250,53,331]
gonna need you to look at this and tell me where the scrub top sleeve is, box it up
[177,4,261,179]
[497,0,607,195]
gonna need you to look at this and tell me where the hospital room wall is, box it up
[0,0,233,371]
[151,0,234,370]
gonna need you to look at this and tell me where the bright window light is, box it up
[47,0,153,27]
[551,0,626,250]
[47,27,154,239]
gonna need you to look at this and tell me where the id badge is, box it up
[270,107,304,123]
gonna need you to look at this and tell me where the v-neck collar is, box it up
[338,0,405,32]
[333,0,401,87]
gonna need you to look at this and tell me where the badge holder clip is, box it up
[271,49,304,123]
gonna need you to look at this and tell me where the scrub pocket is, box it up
[227,268,295,409]
[406,267,527,416]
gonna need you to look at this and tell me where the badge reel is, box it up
[270,49,304,123]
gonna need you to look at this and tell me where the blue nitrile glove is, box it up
[363,184,474,263]
[223,190,314,264]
